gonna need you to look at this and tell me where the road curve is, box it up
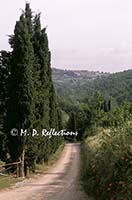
[0,143,91,200]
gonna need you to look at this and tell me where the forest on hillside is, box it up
[54,69,132,107]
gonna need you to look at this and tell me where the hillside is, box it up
[52,68,132,106]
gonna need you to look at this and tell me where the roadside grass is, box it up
[33,142,65,173]
[0,143,65,190]
[81,127,132,200]
[0,176,20,190]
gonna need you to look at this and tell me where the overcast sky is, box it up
[1,0,132,72]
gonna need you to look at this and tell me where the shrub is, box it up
[81,127,132,200]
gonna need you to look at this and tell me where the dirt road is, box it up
[0,143,91,200]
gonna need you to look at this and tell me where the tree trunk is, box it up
[19,149,25,177]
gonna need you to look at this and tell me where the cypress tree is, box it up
[7,11,35,161]
[33,13,59,130]
[32,13,44,128]
[23,3,41,172]
[33,16,49,129]
[39,28,51,129]
[32,15,50,164]
[33,15,63,156]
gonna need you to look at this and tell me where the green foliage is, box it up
[0,3,63,173]
[81,127,132,200]
[66,111,77,141]
[0,51,10,161]
[0,176,19,190]
[7,8,35,161]
[54,69,132,107]
[101,102,132,128]
[67,111,76,132]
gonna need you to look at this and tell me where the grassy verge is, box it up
[35,142,65,173]
[0,176,21,190]
[0,143,65,190]
[81,127,132,200]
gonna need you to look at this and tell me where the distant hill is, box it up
[52,68,109,81]
[52,68,132,107]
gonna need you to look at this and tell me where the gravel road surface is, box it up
[0,143,91,200]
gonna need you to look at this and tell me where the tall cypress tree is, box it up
[7,11,35,161]
[33,16,50,129]
[39,28,50,129]
[33,14,63,158]
[33,13,60,130]
[32,13,43,128]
